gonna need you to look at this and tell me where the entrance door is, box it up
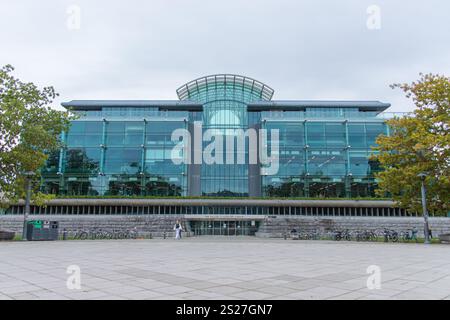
[190,220,259,236]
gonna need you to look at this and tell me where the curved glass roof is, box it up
[176,74,274,102]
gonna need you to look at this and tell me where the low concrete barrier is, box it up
[439,233,450,243]
[256,216,450,238]
[0,215,187,238]
[0,230,15,241]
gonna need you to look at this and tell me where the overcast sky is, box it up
[1,0,449,112]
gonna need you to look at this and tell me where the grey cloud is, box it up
[0,0,449,112]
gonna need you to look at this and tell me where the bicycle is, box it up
[401,228,418,243]
[289,229,300,240]
[125,228,139,239]
[322,230,336,241]
[291,232,300,240]
[90,228,111,240]
[306,230,320,240]
[99,229,113,239]
[383,228,399,242]
[355,230,377,242]
[366,230,378,242]
[334,229,352,241]
[111,229,127,239]
[74,229,89,240]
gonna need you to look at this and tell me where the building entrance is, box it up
[190,220,259,236]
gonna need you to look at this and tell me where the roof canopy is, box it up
[176,74,274,101]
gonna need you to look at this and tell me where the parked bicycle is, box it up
[72,228,139,240]
[334,229,352,241]
[110,229,127,239]
[355,230,377,242]
[289,228,300,240]
[285,227,424,243]
[92,229,112,240]
[73,229,89,240]
[383,228,399,242]
[400,228,418,242]
[125,227,139,239]
[301,230,321,240]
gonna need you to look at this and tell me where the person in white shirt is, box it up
[174,220,183,240]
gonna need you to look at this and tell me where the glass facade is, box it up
[261,112,387,198]
[41,74,392,199]
[41,110,190,196]
[177,75,273,196]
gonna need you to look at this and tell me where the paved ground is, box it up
[1,237,450,300]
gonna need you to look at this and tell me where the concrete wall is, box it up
[2,215,450,239]
[0,215,190,238]
[256,216,450,238]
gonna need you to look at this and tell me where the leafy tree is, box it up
[0,64,74,206]
[373,74,450,216]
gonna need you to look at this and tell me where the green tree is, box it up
[373,73,450,216]
[0,64,74,205]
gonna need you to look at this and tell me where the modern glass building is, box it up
[40,74,392,199]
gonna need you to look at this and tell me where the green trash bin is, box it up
[26,220,58,241]
[28,220,42,228]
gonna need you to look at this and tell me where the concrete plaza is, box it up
[0,238,449,300]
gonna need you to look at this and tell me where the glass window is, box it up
[66,134,85,147]
[348,124,366,148]
[84,134,102,147]
[309,180,346,198]
[125,122,144,146]
[325,123,345,148]
[107,122,125,133]
[307,150,346,177]
[106,133,124,146]
[307,123,325,147]
[66,121,103,148]
[64,148,100,174]
[42,151,60,173]
[84,121,103,133]
[67,122,85,133]
[146,121,184,134]
[104,148,142,174]
[366,123,385,146]
[349,150,369,176]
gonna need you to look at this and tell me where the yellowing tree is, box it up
[373,74,450,216]
[0,65,74,205]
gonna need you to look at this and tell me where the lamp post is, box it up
[418,173,430,244]
[22,171,35,241]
